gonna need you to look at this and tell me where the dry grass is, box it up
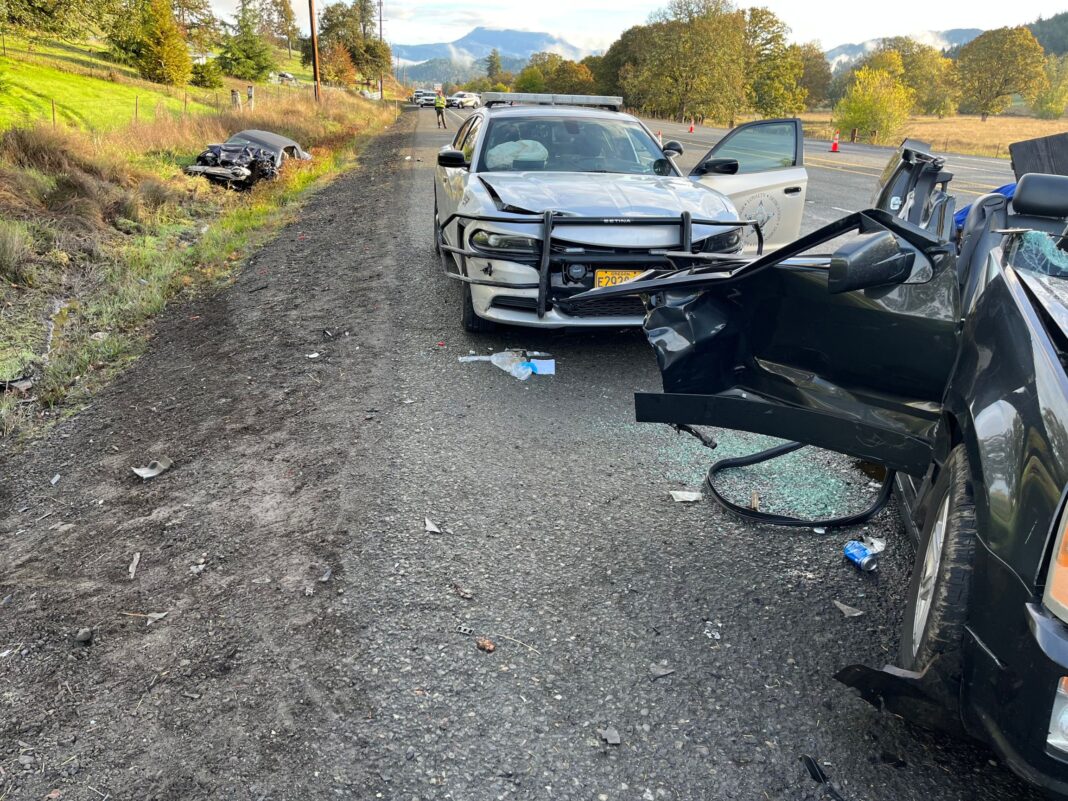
[799,113,1068,158]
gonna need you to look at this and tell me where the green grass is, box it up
[0,54,217,130]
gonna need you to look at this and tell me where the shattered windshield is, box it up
[1009,230,1068,279]
[476,116,670,175]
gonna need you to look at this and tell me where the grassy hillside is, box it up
[0,54,217,130]
[0,40,397,439]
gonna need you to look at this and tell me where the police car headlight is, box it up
[470,230,539,255]
[700,228,743,254]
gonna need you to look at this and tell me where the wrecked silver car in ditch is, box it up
[572,142,1068,797]
[186,129,311,188]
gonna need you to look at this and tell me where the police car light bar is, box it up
[482,92,623,111]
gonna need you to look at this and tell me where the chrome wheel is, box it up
[912,493,951,656]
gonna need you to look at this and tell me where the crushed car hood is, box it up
[477,172,736,248]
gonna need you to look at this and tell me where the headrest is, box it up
[1013,173,1068,219]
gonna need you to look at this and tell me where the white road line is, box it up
[831,207,852,213]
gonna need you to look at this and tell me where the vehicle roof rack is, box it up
[482,92,623,111]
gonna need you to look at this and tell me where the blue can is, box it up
[844,540,879,571]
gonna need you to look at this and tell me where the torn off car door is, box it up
[575,210,960,474]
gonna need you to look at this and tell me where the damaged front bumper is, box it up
[437,210,760,327]
[184,164,253,183]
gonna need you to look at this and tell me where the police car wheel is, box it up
[461,283,495,333]
[899,445,977,682]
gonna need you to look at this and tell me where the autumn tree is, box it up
[549,60,596,93]
[833,66,913,143]
[871,37,957,116]
[744,7,805,117]
[3,0,116,39]
[513,65,546,92]
[1032,55,1068,119]
[958,27,1046,120]
[797,42,831,109]
[321,39,356,85]
[258,0,298,56]
[138,0,192,85]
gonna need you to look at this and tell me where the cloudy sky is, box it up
[212,0,1065,52]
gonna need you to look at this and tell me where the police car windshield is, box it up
[476,116,672,175]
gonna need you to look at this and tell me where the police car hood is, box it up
[477,171,736,248]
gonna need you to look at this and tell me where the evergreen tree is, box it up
[217,0,276,81]
[484,48,503,82]
[138,0,192,86]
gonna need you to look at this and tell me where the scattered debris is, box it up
[424,517,442,534]
[750,490,760,510]
[833,600,865,618]
[845,542,880,572]
[670,423,717,449]
[128,552,141,580]
[800,754,847,801]
[306,352,320,359]
[319,567,333,583]
[120,611,168,625]
[131,457,173,480]
[669,490,703,503]
[1,375,33,393]
[649,664,676,680]
[703,621,722,640]
[458,350,555,381]
[50,473,61,486]
[455,624,474,636]
[304,586,314,597]
[74,628,93,644]
[190,563,207,575]
[813,527,827,534]
[598,726,621,746]
[476,637,496,653]
[452,582,473,600]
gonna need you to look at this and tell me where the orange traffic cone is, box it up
[688,117,695,134]
[830,129,840,153]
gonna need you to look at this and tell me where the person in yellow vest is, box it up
[434,91,447,129]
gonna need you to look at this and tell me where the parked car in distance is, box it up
[448,91,481,108]
[433,92,808,332]
[572,141,1068,799]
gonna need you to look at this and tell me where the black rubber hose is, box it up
[703,441,897,529]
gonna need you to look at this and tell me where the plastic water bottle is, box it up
[488,351,533,380]
[844,540,879,571]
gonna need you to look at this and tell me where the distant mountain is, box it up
[393,27,587,65]
[399,55,527,86]
[825,28,983,70]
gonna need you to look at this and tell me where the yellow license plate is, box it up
[594,269,645,288]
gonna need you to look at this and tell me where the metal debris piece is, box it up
[598,727,621,746]
[424,517,442,534]
[476,637,496,653]
[649,664,675,680]
[669,490,702,503]
[306,352,320,359]
[50,474,61,486]
[833,600,865,618]
[799,754,847,801]
[145,612,168,625]
[455,624,474,636]
[190,564,206,575]
[131,457,173,480]
[319,567,333,582]
[452,582,473,600]
[128,552,141,580]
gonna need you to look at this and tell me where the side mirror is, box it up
[829,230,915,294]
[662,140,684,157]
[438,148,467,168]
[694,157,739,176]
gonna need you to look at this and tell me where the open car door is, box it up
[571,209,960,475]
[690,118,807,251]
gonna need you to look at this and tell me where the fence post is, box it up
[850,128,858,143]
[51,98,56,129]
[184,92,188,116]
[134,96,139,122]
[995,142,1002,159]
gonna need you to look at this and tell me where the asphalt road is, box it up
[0,107,1040,800]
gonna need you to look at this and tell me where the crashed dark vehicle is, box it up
[573,143,1068,796]
[186,129,311,188]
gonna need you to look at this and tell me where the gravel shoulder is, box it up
[0,108,1039,801]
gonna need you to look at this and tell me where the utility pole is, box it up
[378,0,384,100]
[308,0,322,102]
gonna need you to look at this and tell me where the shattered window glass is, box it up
[1010,230,1068,278]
